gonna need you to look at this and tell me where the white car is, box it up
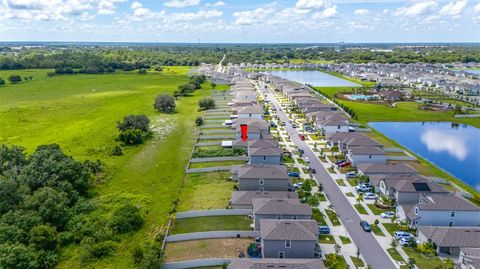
[303,157,310,163]
[399,237,411,246]
[381,211,396,219]
[394,231,413,240]
[363,192,377,200]
[355,184,373,193]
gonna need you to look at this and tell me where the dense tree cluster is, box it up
[117,115,151,145]
[0,144,146,268]
[198,98,216,110]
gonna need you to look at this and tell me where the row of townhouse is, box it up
[224,77,325,264]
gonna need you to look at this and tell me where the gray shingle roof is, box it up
[419,226,480,248]
[228,258,325,269]
[248,139,279,148]
[252,198,312,216]
[249,147,282,157]
[237,164,289,179]
[260,219,318,241]
[230,191,299,207]
[357,163,418,174]
[349,146,386,155]
[418,194,480,211]
[238,105,264,115]
[383,175,448,193]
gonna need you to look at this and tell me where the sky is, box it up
[0,0,479,43]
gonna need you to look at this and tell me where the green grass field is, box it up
[0,68,215,268]
[170,216,252,234]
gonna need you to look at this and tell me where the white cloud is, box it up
[295,0,326,10]
[439,0,467,16]
[233,6,275,25]
[98,0,126,15]
[475,2,480,13]
[130,1,143,9]
[170,9,223,21]
[312,5,337,18]
[1,0,98,20]
[164,0,200,8]
[354,8,369,15]
[421,129,469,161]
[395,1,438,17]
[206,1,224,7]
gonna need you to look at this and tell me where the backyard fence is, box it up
[165,231,258,242]
[176,209,252,219]
[163,258,232,269]
[186,166,232,173]
[190,156,248,163]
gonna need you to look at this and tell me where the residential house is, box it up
[356,163,418,177]
[417,227,480,257]
[398,194,480,229]
[249,147,282,165]
[327,132,371,147]
[237,105,264,119]
[228,259,325,269]
[260,219,321,258]
[315,113,350,135]
[233,164,290,191]
[346,146,387,166]
[376,175,449,204]
[229,191,299,209]
[458,248,480,269]
[379,90,404,101]
[232,138,278,149]
[252,198,312,229]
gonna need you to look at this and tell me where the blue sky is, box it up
[0,0,479,42]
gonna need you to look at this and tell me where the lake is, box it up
[370,122,480,191]
[264,70,361,87]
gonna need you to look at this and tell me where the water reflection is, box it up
[420,129,469,161]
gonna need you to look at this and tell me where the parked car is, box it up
[355,184,372,193]
[309,168,316,174]
[346,172,357,178]
[335,160,346,165]
[288,171,300,177]
[318,226,331,235]
[363,192,377,200]
[338,161,351,168]
[360,221,371,232]
[394,231,413,240]
[381,211,396,219]
[282,151,292,157]
[299,134,306,141]
[292,182,303,189]
[399,237,411,246]
[281,121,286,126]
[303,157,310,163]
[292,123,298,128]
[270,122,277,128]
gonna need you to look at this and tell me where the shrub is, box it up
[198,98,216,110]
[90,241,116,258]
[117,114,150,133]
[111,146,123,156]
[138,69,147,74]
[154,94,176,113]
[0,77,5,86]
[8,75,22,84]
[109,204,144,234]
[119,129,145,145]
[195,117,204,126]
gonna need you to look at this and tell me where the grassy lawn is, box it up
[325,209,341,226]
[340,236,351,244]
[372,224,386,236]
[350,256,365,268]
[312,208,327,225]
[345,192,355,197]
[170,216,252,234]
[387,248,405,262]
[177,172,234,211]
[403,247,454,269]
[0,68,220,268]
[367,204,390,215]
[354,204,368,215]
[324,254,349,269]
[319,234,336,244]
[164,238,252,262]
[192,146,245,158]
[189,160,246,169]
[336,179,346,186]
[317,192,327,201]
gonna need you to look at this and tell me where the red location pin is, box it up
[241,124,248,142]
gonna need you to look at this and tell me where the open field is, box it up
[170,216,252,234]
[0,68,216,268]
[163,238,252,262]
[177,172,234,211]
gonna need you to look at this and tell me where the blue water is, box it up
[264,70,361,87]
[370,122,480,191]
[462,69,480,75]
[346,94,374,100]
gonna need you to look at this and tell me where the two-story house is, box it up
[252,198,312,229]
[234,164,290,191]
[248,147,282,165]
[346,146,387,167]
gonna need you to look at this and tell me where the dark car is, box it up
[318,226,331,235]
[335,160,346,165]
[288,171,300,177]
[360,221,371,232]
[338,161,351,168]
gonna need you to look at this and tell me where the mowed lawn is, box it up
[170,216,252,234]
[0,68,213,268]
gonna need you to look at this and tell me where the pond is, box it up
[369,122,480,191]
[264,70,361,87]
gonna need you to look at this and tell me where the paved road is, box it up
[261,85,397,269]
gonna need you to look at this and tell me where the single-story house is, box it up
[315,114,350,135]
[346,146,387,166]
[229,191,299,209]
[228,258,325,269]
[234,164,290,191]
[252,198,312,230]
[398,194,480,229]
[260,219,321,259]
[327,132,371,147]
[377,175,449,204]
[357,163,419,177]
[249,147,282,165]
[417,226,480,257]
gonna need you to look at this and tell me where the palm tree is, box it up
[356,194,364,205]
